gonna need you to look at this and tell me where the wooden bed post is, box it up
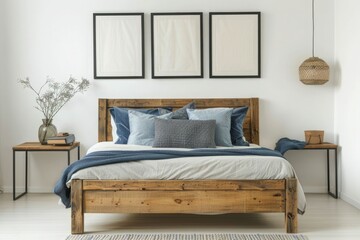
[98,99,108,142]
[249,98,259,145]
[285,178,298,233]
[71,179,84,234]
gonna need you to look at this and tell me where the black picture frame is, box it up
[93,13,145,79]
[209,12,261,78]
[151,12,203,79]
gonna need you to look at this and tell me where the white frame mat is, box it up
[210,12,261,78]
[93,13,144,79]
[151,13,203,78]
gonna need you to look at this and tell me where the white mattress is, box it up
[69,142,306,213]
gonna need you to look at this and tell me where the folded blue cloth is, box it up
[275,137,306,155]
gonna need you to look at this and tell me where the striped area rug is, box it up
[66,233,308,240]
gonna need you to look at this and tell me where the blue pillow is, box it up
[159,102,196,119]
[231,107,249,146]
[127,110,173,146]
[110,107,171,144]
[187,108,233,147]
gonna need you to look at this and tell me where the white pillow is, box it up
[110,115,118,143]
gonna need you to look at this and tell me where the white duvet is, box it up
[69,142,306,213]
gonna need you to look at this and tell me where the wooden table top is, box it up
[303,142,338,149]
[13,142,80,151]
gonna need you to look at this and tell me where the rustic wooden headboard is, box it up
[98,98,259,144]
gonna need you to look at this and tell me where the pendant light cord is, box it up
[312,0,315,57]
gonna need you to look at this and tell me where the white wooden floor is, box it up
[0,193,359,240]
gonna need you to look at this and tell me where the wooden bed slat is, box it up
[105,98,252,108]
[83,190,285,214]
[83,180,285,191]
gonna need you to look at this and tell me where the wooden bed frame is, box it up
[71,98,298,234]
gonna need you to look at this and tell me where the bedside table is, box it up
[287,142,338,199]
[12,142,80,200]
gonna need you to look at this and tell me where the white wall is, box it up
[334,0,360,208]
[0,0,6,191]
[0,0,335,193]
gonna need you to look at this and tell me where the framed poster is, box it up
[93,13,144,79]
[210,12,261,78]
[151,13,203,78]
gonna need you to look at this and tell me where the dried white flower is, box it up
[19,76,90,120]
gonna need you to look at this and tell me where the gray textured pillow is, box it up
[153,119,216,148]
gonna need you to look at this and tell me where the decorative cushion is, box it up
[186,108,233,147]
[127,110,172,146]
[110,107,171,144]
[159,101,196,119]
[153,119,216,148]
[231,107,250,146]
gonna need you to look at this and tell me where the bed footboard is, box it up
[71,178,298,234]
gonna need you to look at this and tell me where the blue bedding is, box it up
[54,147,283,208]
[275,138,306,155]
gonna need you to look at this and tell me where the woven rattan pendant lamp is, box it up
[299,0,329,85]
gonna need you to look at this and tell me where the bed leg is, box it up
[71,179,84,234]
[285,178,298,233]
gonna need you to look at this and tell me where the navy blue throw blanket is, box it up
[275,138,306,155]
[54,148,283,208]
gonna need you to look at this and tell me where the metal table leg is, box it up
[328,149,338,199]
[13,150,28,200]
[335,148,338,198]
[327,149,330,193]
[13,150,15,200]
[25,151,28,193]
[68,150,70,166]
